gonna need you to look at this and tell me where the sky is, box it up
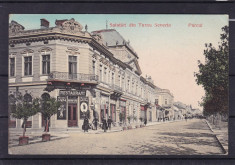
[9,14,228,109]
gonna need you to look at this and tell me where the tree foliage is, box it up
[41,97,60,119]
[195,26,229,116]
[9,92,40,137]
[10,93,40,121]
[41,96,61,132]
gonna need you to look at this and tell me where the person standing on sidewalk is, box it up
[107,116,112,130]
[93,117,98,130]
[103,118,107,132]
[144,118,147,126]
[83,116,89,132]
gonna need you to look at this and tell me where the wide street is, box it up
[9,119,225,155]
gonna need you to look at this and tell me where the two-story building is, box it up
[8,18,159,131]
[155,88,174,121]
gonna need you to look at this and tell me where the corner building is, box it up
[9,18,161,130]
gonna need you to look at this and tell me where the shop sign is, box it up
[68,96,78,104]
[57,96,67,120]
[59,90,86,96]
[80,97,89,119]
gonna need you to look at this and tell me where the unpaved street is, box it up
[9,119,224,155]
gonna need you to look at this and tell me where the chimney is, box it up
[40,18,49,29]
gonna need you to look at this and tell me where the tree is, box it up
[195,26,228,117]
[127,116,132,124]
[40,96,61,132]
[10,92,40,137]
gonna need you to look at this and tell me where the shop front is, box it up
[140,105,147,120]
[119,99,126,122]
[57,89,87,128]
[100,94,109,120]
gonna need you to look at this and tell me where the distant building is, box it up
[155,88,174,121]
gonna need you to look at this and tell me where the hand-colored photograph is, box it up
[8,14,228,155]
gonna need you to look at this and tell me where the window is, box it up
[10,58,15,77]
[99,65,102,81]
[155,99,159,105]
[165,99,167,105]
[127,80,130,92]
[122,77,125,90]
[69,56,77,78]
[108,70,110,84]
[118,75,121,87]
[41,93,50,100]
[42,55,50,74]
[24,56,32,76]
[104,67,107,82]
[136,84,138,95]
[111,72,114,85]
[24,93,32,103]
[92,61,96,74]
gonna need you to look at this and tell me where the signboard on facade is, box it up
[68,96,78,104]
[80,97,89,119]
[57,96,67,120]
[59,90,86,97]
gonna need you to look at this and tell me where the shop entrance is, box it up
[110,104,116,122]
[68,104,78,127]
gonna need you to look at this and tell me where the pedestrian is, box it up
[185,116,187,122]
[144,118,147,126]
[102,118,107,132]
[107,116,112,130]
[83,116,89,132]
[93,117,98,130]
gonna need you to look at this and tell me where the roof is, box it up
[91,29,138,58]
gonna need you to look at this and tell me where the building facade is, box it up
[155,88,174,121]
[8,18,161,130]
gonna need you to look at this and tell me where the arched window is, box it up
[41,93,50,101]
[24,93,32,103]
[9,94,16,104]
[9,94,16,113]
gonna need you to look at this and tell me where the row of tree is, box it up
[195,26,229,117]
[9,92,61,137]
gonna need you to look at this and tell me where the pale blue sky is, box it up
[9,14,228,109]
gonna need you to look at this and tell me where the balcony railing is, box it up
[48,72,99,82]
[111,84,122,92]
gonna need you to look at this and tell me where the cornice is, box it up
[9,33,91,45]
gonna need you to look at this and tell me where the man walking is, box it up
[107,116,112,130]
[93,117,98,130]
[102,118,107,132]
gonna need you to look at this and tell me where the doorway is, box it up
[68,104,78,127]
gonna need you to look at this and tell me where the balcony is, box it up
[110,84,123,100]
[48,72,99,84]
[111,84,122,92]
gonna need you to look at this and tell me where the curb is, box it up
[204,119,227,154]
[9,135,69,148]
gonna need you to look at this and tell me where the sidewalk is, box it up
[9,131,69,148]
[8,119,189,147]
[205,120,228,154]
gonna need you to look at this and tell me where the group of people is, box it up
[82,116,113,133]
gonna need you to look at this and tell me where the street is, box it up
[9,119,225,155]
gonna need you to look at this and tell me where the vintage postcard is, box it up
[8,14,228,155]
